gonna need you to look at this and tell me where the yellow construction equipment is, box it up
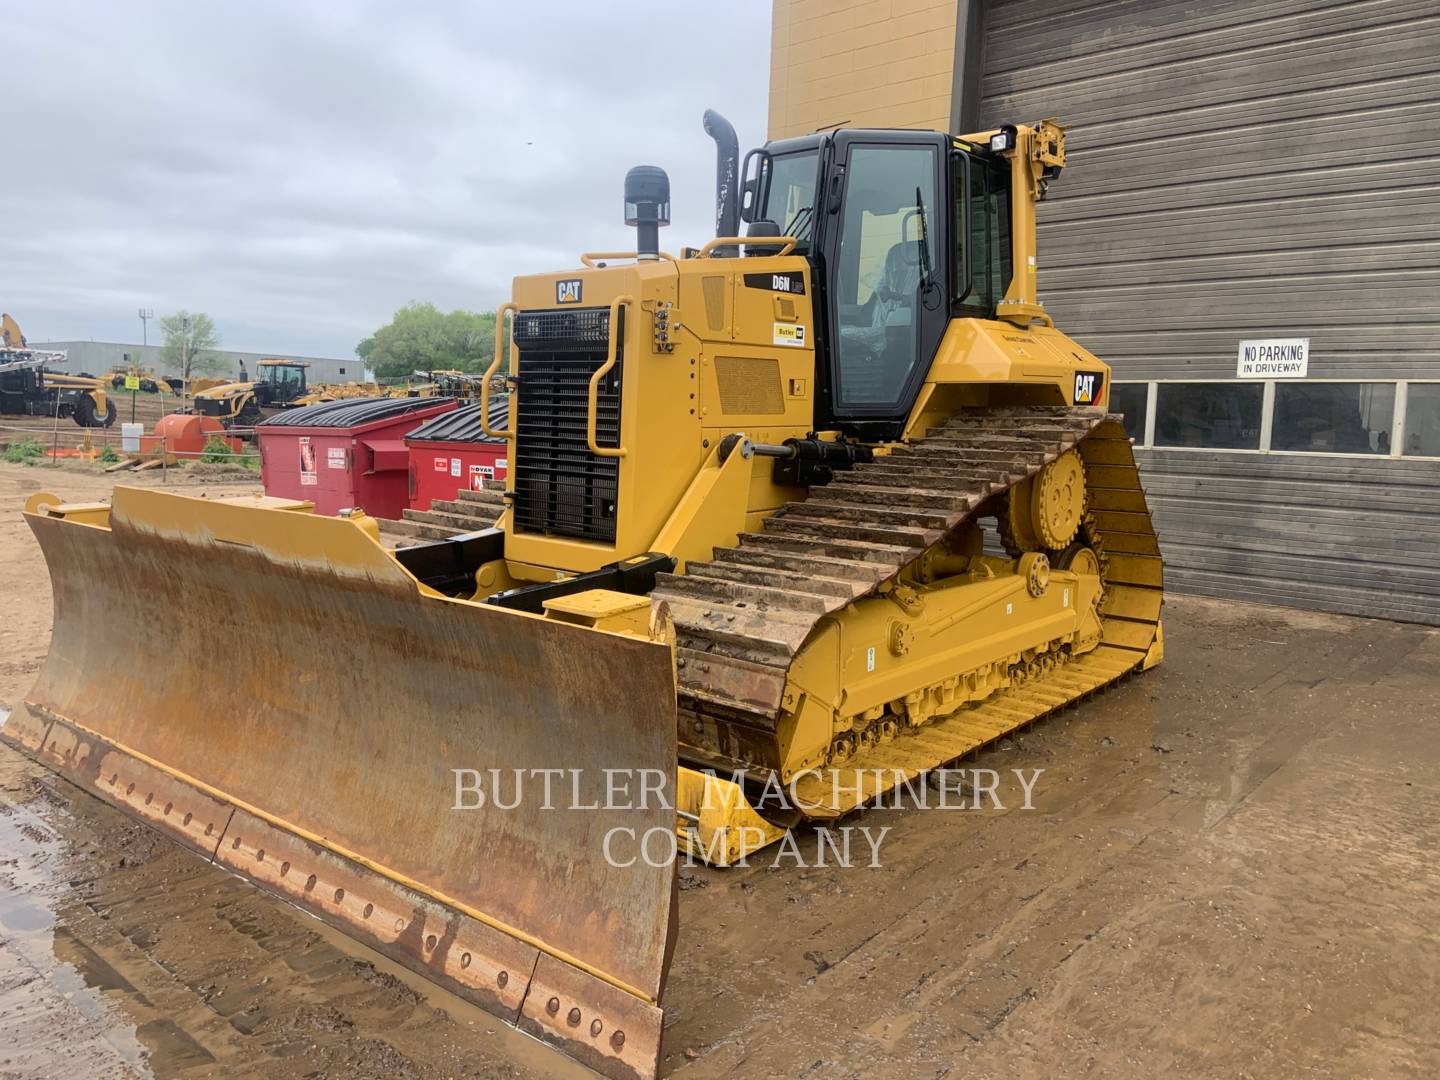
[0,312,114,426]
[305,370,483,402]
[193,362,398,417]
[291,379,388,406]
[189,359,313,425]
[107,365,176,395]
[2,312,26,350]
[383,369,485,400]
[5,114,1162,1080]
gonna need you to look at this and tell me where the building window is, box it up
[1109,383,1148,442]
[1272,382,1395,454]
[1405,384,1440,457]
[1112,379,1440,458]
[1154,383,1263,450]
[338,367,346,375]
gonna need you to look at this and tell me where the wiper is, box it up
[782,204,814,242]
[914,185,933,287]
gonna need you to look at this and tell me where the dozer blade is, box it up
[3,487,678,1080]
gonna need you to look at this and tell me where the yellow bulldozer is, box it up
[5,114,1162,1080]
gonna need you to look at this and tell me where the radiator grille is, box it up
[715,355,784,415]
[511,307,622,543]
[513,306,611,350]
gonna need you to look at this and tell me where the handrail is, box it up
[587,296,631,459]
[481,302,518,439]
[579,251,678,268]
[694,235,798,258]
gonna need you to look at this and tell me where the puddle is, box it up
[0,742,584,1078]
[0,783,153,1076]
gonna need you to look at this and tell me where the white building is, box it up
[30,340,361,385]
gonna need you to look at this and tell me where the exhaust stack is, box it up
[703,109,739,244]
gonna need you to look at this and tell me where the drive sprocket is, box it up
[1031,448,1086,549]
[999,448,1087,555]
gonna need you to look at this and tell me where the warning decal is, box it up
[299,437,317,486]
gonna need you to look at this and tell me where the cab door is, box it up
[820,134,949,428]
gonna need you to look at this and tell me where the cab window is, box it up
[270,366,301,390]
[761,151,819,251]
[832,145,938,410]
[955,153,1012,313]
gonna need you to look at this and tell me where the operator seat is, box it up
[837,239,922,400]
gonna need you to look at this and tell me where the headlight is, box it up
[990,130,1014,153]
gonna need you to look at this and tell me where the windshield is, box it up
[761,151,819,250]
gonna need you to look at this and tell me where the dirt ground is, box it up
[0,393,177,456]
[2,460,1438,1078]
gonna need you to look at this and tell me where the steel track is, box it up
[652,405,1164,817]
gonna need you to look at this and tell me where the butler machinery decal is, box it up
[1073,371,1105,405]
[743,271,806,295]
[773,323,807,347]
[298,437,317,486]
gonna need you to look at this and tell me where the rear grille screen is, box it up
[511,306,622,543]
[513,307,611,350]
[715,355,784,415]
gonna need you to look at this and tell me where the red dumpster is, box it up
[405,397,510,511]
[257,397,456,518]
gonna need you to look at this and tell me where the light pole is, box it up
[180,315,190,382]
[138,308,154,347]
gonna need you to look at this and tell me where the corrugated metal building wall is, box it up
[977,0,1440,624]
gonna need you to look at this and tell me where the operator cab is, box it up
[258,360,309,404]
[744,130,1016,438]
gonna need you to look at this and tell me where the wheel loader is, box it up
[3,113,1162,1080]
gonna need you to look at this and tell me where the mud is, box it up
[3,461,1439,1077]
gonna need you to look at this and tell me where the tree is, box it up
[357,302,498,382]
[159,311,225,382]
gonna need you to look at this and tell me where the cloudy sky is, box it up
[6,1,770,358]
